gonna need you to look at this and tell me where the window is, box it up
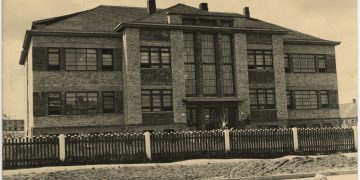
[65,49,97,71]
[184,33,197,96]
[140,47,170,68]
[286,91,292,109]
[320,90,329,108]
[48,92,61,115]
[186,108,197,127]
[318,55,326,73]
[48,48,60,70]
[284,54,290,72]
[3,120,24,131]
[249,89,275,109]
[247,50,273,70]
[294,91,318,109]
[293,54,315,73]
[222,35,235,95]
[66,92,98,115]
[142,90,172,112]
[102,49,113,70]
[103,92,114,113]
[201,34,217,95]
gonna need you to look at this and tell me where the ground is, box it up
[3,153,357,180]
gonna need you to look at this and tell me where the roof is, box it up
[340,103,357,118]
[20,3,339,65]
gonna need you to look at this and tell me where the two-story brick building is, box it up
[19,0,341,136]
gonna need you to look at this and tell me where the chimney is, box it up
[353,99,356,104]
[243,7,250,18]
[147,0,156,14]
[199,3,208,11]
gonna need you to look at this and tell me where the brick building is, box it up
[19,1,341,136]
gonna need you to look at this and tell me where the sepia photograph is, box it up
[2,0,358,179]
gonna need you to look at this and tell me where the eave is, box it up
[284,39,341,46]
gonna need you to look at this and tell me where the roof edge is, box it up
[19,30,122,65]
[284,39,341,46]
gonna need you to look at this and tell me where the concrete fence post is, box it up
[291,128,299,152]
[352,126,358,151]
[224,129,231,153]
[144,132,152,160]
[58,134,66,161]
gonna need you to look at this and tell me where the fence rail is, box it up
[2,127,357,169]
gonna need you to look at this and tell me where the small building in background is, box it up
[340,99,357,128]
[3,119,25,138]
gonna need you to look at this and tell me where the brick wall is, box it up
[142,112,174,125]
[141,69,172,86]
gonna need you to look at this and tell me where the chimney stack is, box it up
[243,7,250,18]
[147,0,156,14]
[199,3,208,11]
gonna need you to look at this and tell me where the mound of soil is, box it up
[3,154,357,180]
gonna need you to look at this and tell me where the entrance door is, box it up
[204,107,221,130]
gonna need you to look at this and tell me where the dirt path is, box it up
[3,153,357,180]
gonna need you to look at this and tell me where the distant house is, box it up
[3,119,25,138]
[340,99,357,128]
[19,0,341,136]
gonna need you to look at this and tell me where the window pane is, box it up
[201,34,216,95]
[184,33,197,96]
[295,91,318,109]
[293,54,315,73]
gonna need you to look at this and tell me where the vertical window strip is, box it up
[221,35,235,95]
[102,49,113,70]
[201,34,217,95]
[318,55,326,72]
[184,33,197,95]
[286,90,292,108]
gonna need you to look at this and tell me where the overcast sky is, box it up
[3,0,357,119]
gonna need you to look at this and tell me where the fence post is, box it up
[144,132,152,160]
[58,134,66,161]
[224,129,230,153]
[352,126,358,151]
[292,128,299,152]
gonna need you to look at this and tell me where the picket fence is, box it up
[2,127,357,169]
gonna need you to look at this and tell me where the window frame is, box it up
[201,33,217,96]
[48,92,61,115]
[284,53,290,72]
[286,90,292,109]
[140,46,171,68]
[292,54,316,73]
[247,49,273,70]
[294,90,318,110]
[102,49,113,71]
[320,90,329,108]
[318,55,326,73]
[249,89,276,109]
[141,90,173,112]
[47,48,60,70]
[184,33,197,96]
[103,91,115,113]
[65,48,98,71]
[65,92,98,115]
[3,120,24,131]
[222,34,235,96]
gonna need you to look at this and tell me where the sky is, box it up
[2,0,357,119]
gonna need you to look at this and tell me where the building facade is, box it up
[19,1,341,136]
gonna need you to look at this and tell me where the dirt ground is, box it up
[3,153,357,180]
